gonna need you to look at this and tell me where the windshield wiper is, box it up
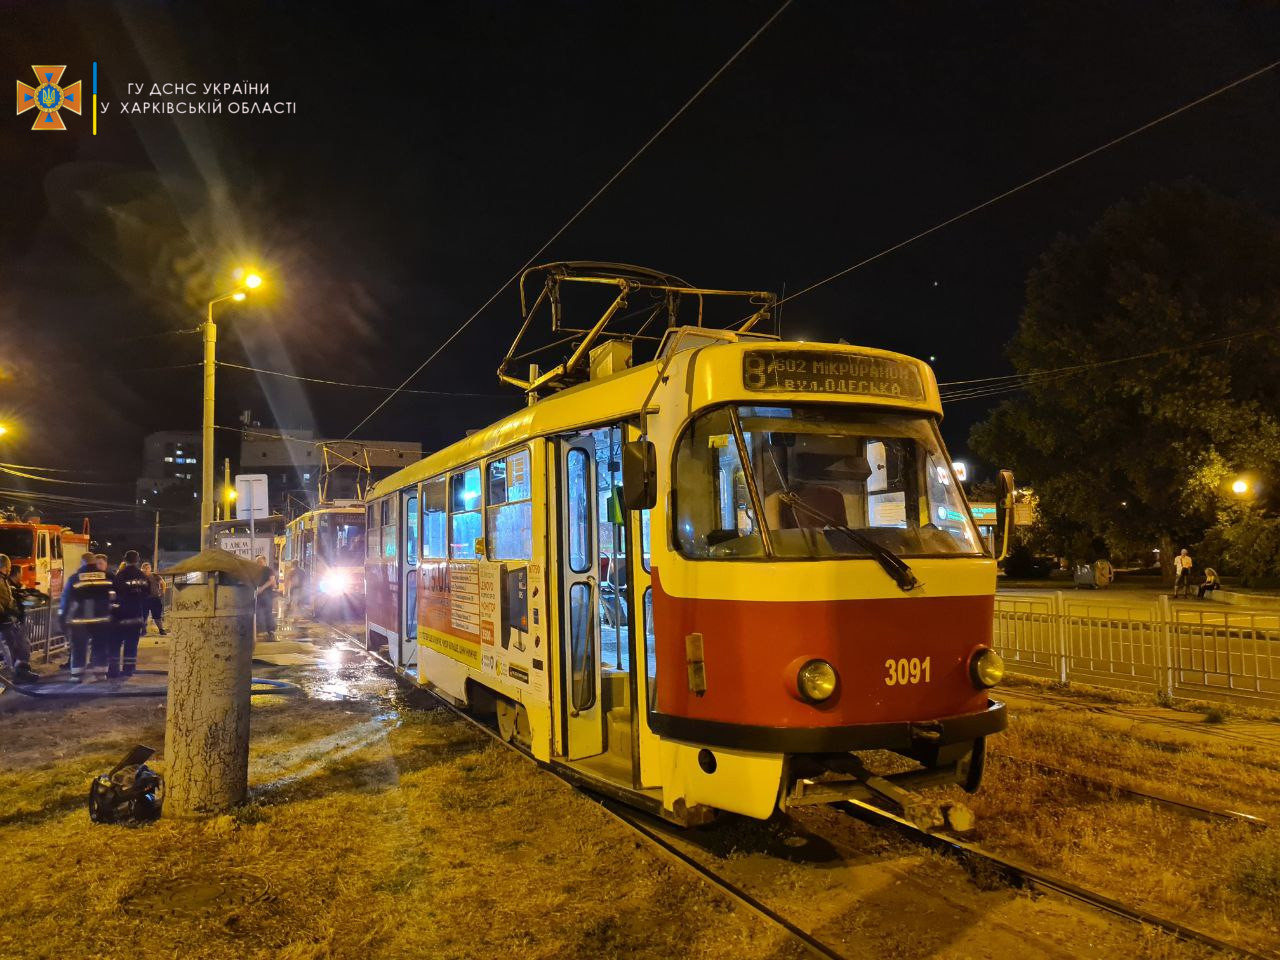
[776,492,921,592]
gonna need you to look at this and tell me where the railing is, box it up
[994,592,1280,705]
[20,597,66,664]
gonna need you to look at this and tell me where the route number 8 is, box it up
[884,656,931,686]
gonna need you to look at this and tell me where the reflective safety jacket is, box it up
[112,564,150,627]
[66,571,115,626]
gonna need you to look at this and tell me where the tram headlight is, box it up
[796,659,838,703]
[969,648,1005,689]
[319,570,351,596]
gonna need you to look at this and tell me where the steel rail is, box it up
[325,626,851,960]
[326,624,1263,958]
[837,798,1271,960]
[995,754,1269,829]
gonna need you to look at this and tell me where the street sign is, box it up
[234,474,269,520]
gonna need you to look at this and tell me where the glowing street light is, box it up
[1232,478,1250,496]
[0,424,7,438]
[201,269,266,537]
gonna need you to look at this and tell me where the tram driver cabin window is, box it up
[365,506,379,561]
[674,405,983,559]
[486,449,532,561]
[449,466,483,559]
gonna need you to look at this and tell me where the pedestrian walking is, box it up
[254,554,277,642]
[109,550,150,678]
[0,555,39,685]
[1173,548,1194,598]
[140,561,166,635]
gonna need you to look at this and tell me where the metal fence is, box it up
[993,593,1280,706]
[19,597,66,664]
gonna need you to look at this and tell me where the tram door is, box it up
[400,489,419,676]
[560,434,604,760]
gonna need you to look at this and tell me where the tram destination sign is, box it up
[743,350,925,401]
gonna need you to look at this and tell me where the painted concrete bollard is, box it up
[161,551,260,818]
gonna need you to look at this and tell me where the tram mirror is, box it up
[995,469,1015,562]
[622,440,657,511]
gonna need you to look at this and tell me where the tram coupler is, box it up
[788,755,976,833]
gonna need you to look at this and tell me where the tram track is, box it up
[992,753,1269,829]
[328,624,1268,960]
[835,798,1271,959]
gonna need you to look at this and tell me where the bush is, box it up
[1003,543,1055,579]
[1210,513,1280,585]
[1233,834,1280,900]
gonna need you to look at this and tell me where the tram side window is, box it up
[37,534,47,559]
[486,449,532,561]
[366,506,379,560]
[53,534,61,560]
[449,466,483,559]
[567,448,590,573]
[422,476,447,559]
[381,499,396,559]
[405,494,419,562]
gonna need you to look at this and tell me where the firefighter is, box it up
[58,551,96,676]
[109,550,149,677]
[63,553,114,683]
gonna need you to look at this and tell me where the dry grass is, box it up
[937,680,1280,951]
[0,671,804,960]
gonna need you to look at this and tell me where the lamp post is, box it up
[201,273,262,541]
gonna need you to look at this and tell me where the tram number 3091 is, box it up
[884,657,931,686]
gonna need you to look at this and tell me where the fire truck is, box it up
[0,518,90,597]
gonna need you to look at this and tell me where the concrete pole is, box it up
[152,510,160,568]
[200,302,217,542]
[164,574,254,817]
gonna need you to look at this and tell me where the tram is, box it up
[365,263,1009,825]
[279,503,367,620]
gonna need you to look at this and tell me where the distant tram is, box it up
[279,503,367,620]
[364,264,1010,825]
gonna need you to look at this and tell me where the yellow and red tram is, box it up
[365,306,1008,823]
[279,503,367,621]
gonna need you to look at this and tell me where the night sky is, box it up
[3,1,1279,520]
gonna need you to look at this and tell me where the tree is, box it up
[971,182,1280,581]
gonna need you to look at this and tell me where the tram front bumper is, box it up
[649,699,1007,755]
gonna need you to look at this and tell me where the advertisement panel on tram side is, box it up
[421,557,545,698]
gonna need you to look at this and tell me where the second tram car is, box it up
[279,503,367,621]
[365,303,1009,825]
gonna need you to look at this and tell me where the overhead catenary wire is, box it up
[937,327,1276,403]
[218,361,512,398]
[777,56,1280,310]
[340,0,794,440]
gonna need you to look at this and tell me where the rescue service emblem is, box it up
[16,65,82,131]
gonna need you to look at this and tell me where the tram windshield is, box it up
[674,405,983,560]
[318,515,366,566]
[0,527,34,560]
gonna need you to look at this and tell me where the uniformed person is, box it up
[63,553,114,683]
[110,550,149,677]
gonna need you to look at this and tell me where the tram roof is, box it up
[368,339,939,500]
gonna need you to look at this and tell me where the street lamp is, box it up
[201,269,264,538]
[1232,478,1250,496]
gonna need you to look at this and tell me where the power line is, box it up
[0,465,132,487]
[778,56,1280,309]
[341,0,794,440]
[219,361,512,398]
[938,328,1275,401]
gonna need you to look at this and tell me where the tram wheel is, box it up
[496,698,532,747]
[955,737,987,794]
